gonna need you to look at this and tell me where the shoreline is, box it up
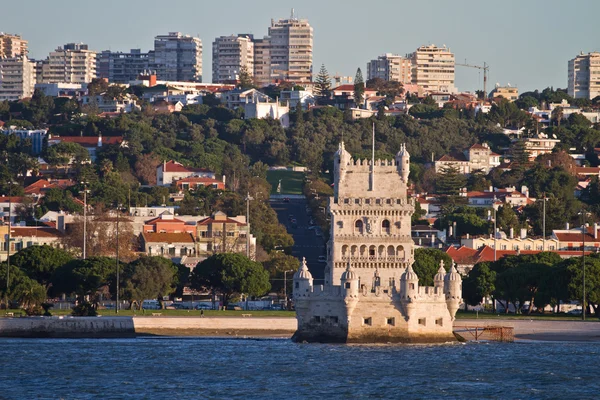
[0,316,598,342]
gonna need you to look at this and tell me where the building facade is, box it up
[41,43,97,83]
[409,44,456,93]
[212,35,254,83]
[568,52,600,100]
[267,15,313,83]
[151,32,202,82]
[293,142,462,343]
[196,211,255,259]
[0,56,36,101]
[97,49,149,83]
[489,84,518,101]
[0,33,28,58]
[367,53,412,84]
[253,37,271,87]
[435,143,501,174]
[156,160,215,186]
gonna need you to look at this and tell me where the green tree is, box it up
[566,253,600,318]
[436,165,467,196]
[462,262,496,308]
[353,68,365,108]
[52,257,116,305]
[122,256,179,309]
[238,66,254,90]
[191,253,271,306]
[412,248,453,286]
[262,252,300,293]
[495,205,521,236]
[10,245,73,287]
[314,64,331,100]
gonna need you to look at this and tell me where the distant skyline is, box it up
[3,0,600,93]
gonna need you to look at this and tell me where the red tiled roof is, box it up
[575,167,600,175]
[24,179,59,194]
[141,232,195,243]
[0,196,26,203]
[161,160,212,173]
[446,246,479,264]
[437,153,468,162]
[197,216,245,226]
[553,231,599,243]
[144,216,186,225]
[469,144,488,150]
[10,227,62,238]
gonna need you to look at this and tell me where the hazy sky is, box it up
[4,0,600,92]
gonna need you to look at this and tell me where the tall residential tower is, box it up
[568,52,600,100]
[152,32,203,82]
[409,44,456,93]
[212,35,254,83]
[267,12,313,83]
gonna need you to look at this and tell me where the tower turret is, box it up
[400,264,419,299]
[340,261,359,297]
[395,143,410,184]
[333,141,351,201]
[434,260,446,290]
[293,257,314,298]
[444,263,462,319]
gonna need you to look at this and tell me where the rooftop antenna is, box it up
[291,8,295,19]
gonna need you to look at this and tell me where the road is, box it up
[270,197,327,283]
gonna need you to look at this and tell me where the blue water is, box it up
[1,338,599,399]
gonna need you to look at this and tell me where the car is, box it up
[172,303,189,310]
[567,309,582,315]
[318,255,327,263]
[225,305,243,311]
[195,304,212,310]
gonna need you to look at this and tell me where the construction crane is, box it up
[456,62,489,99]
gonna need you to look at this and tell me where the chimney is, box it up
[566,222,569,230]
[466,233,470,239]
[222,175,226,186]
[448,225,453,238]
[595,223,598,240]
[510,228,514,239]
[97,133,102,147]
[57,214,66,233]
[453,221,457,238]
[488,185,493,192]
[520,228,527,239]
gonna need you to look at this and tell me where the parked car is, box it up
[142,300,161,310]
[567,309,582,315]
[195,304,212,310]
[225,305,243,311]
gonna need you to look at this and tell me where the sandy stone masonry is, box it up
[293,142,462,343]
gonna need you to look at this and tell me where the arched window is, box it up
[382,219,391,234]
[359,245,367,257]
[355,220,364,234]
[387,245,395,257]
[351,245,358,257]
[396,245,405,259]
[341,245,349,258]
[337,221,344,229]
[369,245,376,256]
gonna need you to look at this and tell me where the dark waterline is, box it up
[1,337,599,399]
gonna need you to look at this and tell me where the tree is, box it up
[353,68,365,108]
[495,205,521,236]
[191,253,271,306]
[238,66,254,90]
[412,248,453,286]
[87,78,109,96]
[436,166,467,196]
[314,64,331,100]
[122,256,179,309]
[10,245,73,287]
[262,252,299,293]
[566,253,600,318]
[52,257,115,305]
[462,262,496,308]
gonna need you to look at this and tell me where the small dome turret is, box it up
[434,260,446,289]
[395,143,410,183]
[401,263,419,283]
[294,257,313,281]
[341,262,358,281]
[444,264,461,283]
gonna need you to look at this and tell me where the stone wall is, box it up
[0,316,135,338]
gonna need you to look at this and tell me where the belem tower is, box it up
[293,141,462,343]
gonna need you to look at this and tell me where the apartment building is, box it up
[367,53,412,84]
[489,84,519,101]
[435,143,501,174]
[41,43,97,83]
[97,49,149,83]
[212,35,254,83]
[253,37,271,87]
[196,211,255,259]
[409,44,456,93]
[151,32,202,82]
[0,56,36,101]
[568,51,600,100]
[267,14,313,83]
[0,33,28,58]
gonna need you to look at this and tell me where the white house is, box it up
[157,160,216,186]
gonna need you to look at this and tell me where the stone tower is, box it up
[293,142,461,343]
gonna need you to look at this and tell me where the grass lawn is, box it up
[2,309,295,318]
[456,310,592,321]
[266,170,305,195]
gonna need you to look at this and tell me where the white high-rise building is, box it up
[0,33,28,58]
[41,43,97,84]
[367,53,412,84]
[0,56,36,101]
[212,35,254,83]
[152,32,202,82]
[267,12,313,83]
[409,44,456,93]
[568,52,600,100]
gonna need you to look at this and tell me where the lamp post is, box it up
[115,204,122,314]
[245,192,253,258]
[542,192,547,252]
[283,270,294,310]
[579,210,589,321]
[5,182,15,309]
[493,196,497,262]
[80,182,89,259]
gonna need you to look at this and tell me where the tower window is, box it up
[418,318,426,326]
[363,317,372,326]
[387,317,395,326]
[345,282,351,289]
[355,220,364,234]
[436,318,443,326]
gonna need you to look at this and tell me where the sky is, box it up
[3,0,600,93]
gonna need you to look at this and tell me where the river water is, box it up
[1,338,598,399]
